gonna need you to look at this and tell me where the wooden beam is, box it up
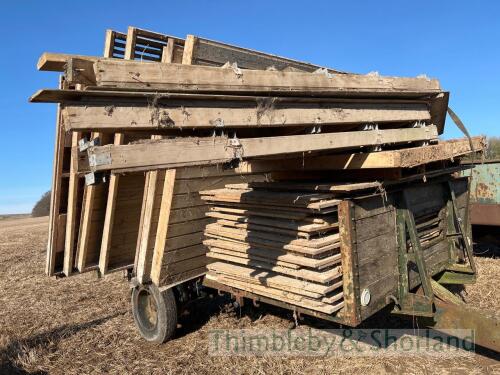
[182,35,196,65]
[60,101,430,131]
[87,126,438,172]
[37,53,99,72]
[62,131,81,276]
[190,35,339,72]
[57,55,441,96]
[46,76,65,276]
[237,137,485,172]
[103,30,116,58]
[135,169,161,283]
[98,133,124,274]
[124,27,138,60]
[161,37,176,63]
[150,169,177,285]
[89,58,441,95]
[135,134,166,283]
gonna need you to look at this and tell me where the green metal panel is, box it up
[466,162,500,205]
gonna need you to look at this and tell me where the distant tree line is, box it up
[32,191,51,217]
[486,136,500,160]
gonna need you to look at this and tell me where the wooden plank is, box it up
[207,262,340,295]
[46,77,66,276]
[76,132,102,271]
[62,131,81,276]
[124,27,137,60]
[135,169,161,283]
[182,35,196,65]
[60,101,430,131]
[84,58,442,95]
[98,133,124,274]
[87,126,439,172]
[228,181,381,193]
[204,239,341,269]
[37,53,99,72]
[150,169,177,285]
[161,37,176,63]
[103,30,116,58]
[190,35,339,73]
[337,200,361,325]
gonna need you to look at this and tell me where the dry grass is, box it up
[0,216,498,375]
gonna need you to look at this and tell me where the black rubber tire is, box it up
[131,284,177,344]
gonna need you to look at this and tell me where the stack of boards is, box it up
[201,183,348,314]
[32,25,485,294]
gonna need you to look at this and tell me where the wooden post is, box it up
[161,37,176,63]
[182,35,196,65]
[337,200,361,326]
[151,169,177,284]
[135,170,161,283]
[124,27,137,60]
[46,76,65,276]
[63,131,81,276]
[98,133,124,274]
[103,30,116,58]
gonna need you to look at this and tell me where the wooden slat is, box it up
[87,126,439,172]
[182,35,195,65]
[124,27,137,60]
[81,57,442,96]
[135,169,161,283]
[190,35,340,73]
[161,37,176,63]
[150,169,177,285]
[60,101,430,131]
[62,131,81,276]
[103,30,116,58]
[46,76,66,276]
[98,133,124,274]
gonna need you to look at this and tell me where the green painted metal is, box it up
[466,162,500,205]
[461,161,500,226]
[436,271,476,284]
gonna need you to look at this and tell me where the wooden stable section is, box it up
[32,26,497,348]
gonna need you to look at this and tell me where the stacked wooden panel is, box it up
[32,25,485,295]
[201,183,347,314]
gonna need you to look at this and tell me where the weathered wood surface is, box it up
[233,136,482,173]
[46,77,66,276]
[59,101,430,130]
[64,57,441,96]
[86,126,438,172]
[185,34,339,72]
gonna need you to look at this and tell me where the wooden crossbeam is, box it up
[63,56,441,96]
[59,101,430,131]
[86,126,438,173]
[236,137,485,172]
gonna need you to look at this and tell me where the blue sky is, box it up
[0,1,499,214]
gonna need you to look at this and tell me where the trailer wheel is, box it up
[131,284,177,343]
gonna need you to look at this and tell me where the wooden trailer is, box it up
[32,26,498,351]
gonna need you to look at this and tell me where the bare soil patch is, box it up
[0,216,498,374]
